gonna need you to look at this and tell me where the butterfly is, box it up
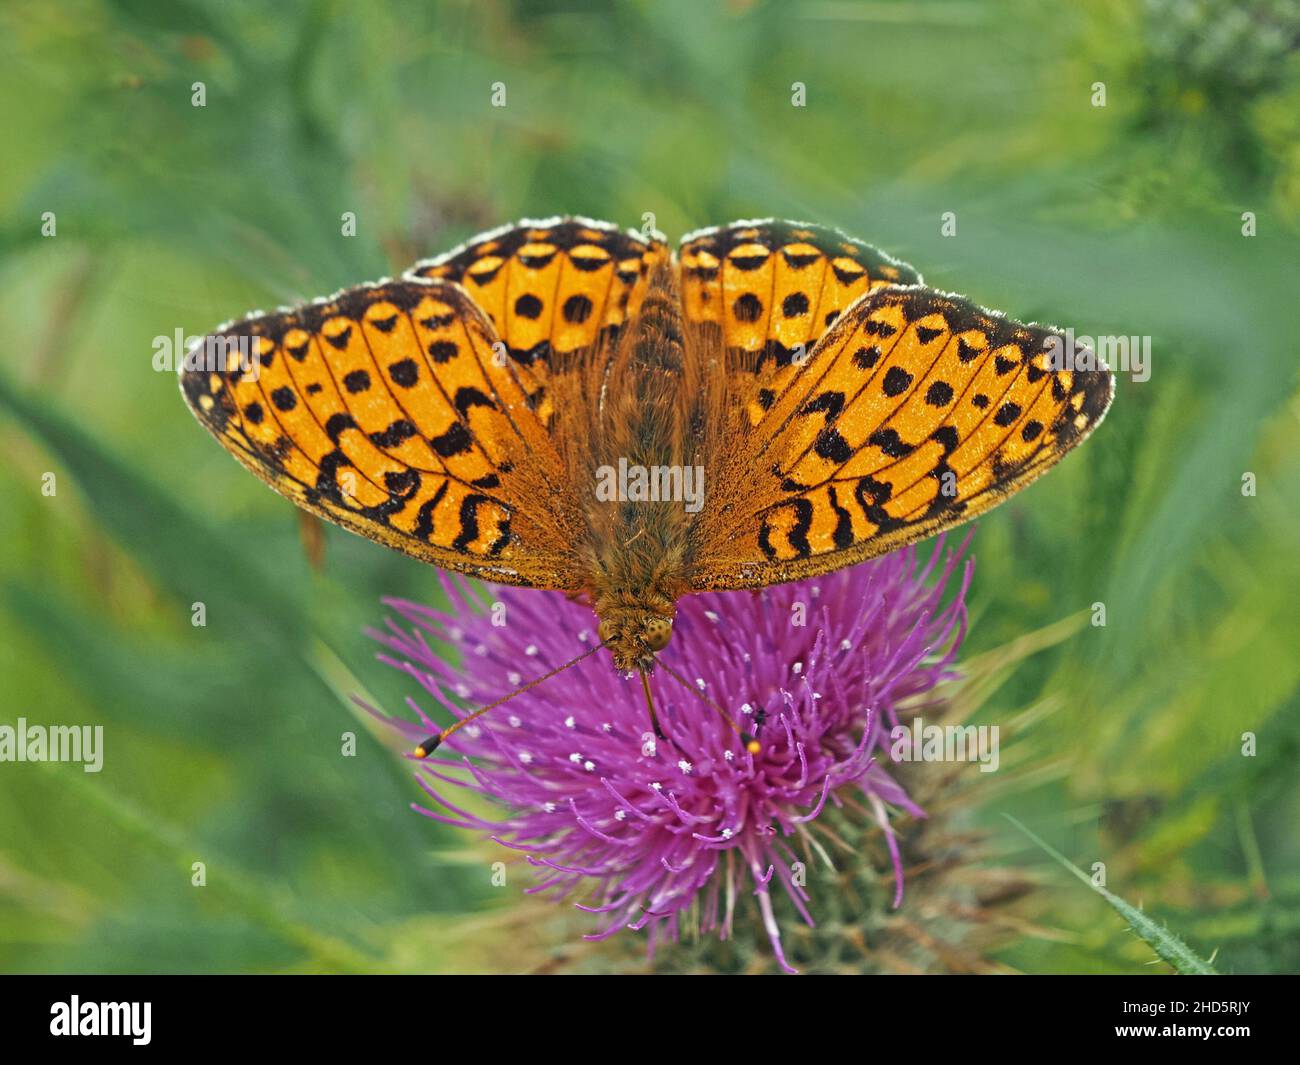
[180,217,1113,754]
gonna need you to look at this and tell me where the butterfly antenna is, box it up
[656,658,762,755]
[414,641,607,758]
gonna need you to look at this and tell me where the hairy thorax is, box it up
[594,589,679,672]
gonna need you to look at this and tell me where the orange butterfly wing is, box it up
[179,277,568,587]
[689,277,1115,589]
[181,219,672,589]
[181,217,1113,598]
[410,217,669,429]
[679,219,923,422]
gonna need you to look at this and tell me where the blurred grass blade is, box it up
[0,372,304,649]
[1005,815,1218,974]
[39,762,388,974]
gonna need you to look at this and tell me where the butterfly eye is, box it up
[644,617,672,653]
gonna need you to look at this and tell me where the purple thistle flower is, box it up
[366,537,971,974]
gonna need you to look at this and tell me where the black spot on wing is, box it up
[453,386,496,417]
[324,326,352,350]
[828,485,854,550]
[994,401,1022,427]
[801,390,845,423]
[452,493,488,552]
[782,292,810,318]
[389,359,419,387]
[325,412,357,442]
[814,427,852,463]
[882,366,913,396]
[429,421,472,458]
[514,294,543,320]
[368,419,415,447]
[384,469,420,498]
[562,294,593,323]
[868,428,913,458]
[925,380,953,407]
[787,499,813,556]
[853,345,882,370]
[733,294,763,322]
[931,424,960,453]
[855,476,899,532]
[510,340,551,367]
[312,449,352,504]
[414,481,448,541]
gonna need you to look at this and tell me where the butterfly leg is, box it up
[639,668,667,741]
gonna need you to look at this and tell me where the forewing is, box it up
[179,278,581,588]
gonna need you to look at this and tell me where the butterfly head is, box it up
[598,611,674,673]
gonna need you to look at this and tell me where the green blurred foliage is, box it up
[0,0,1296,973]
